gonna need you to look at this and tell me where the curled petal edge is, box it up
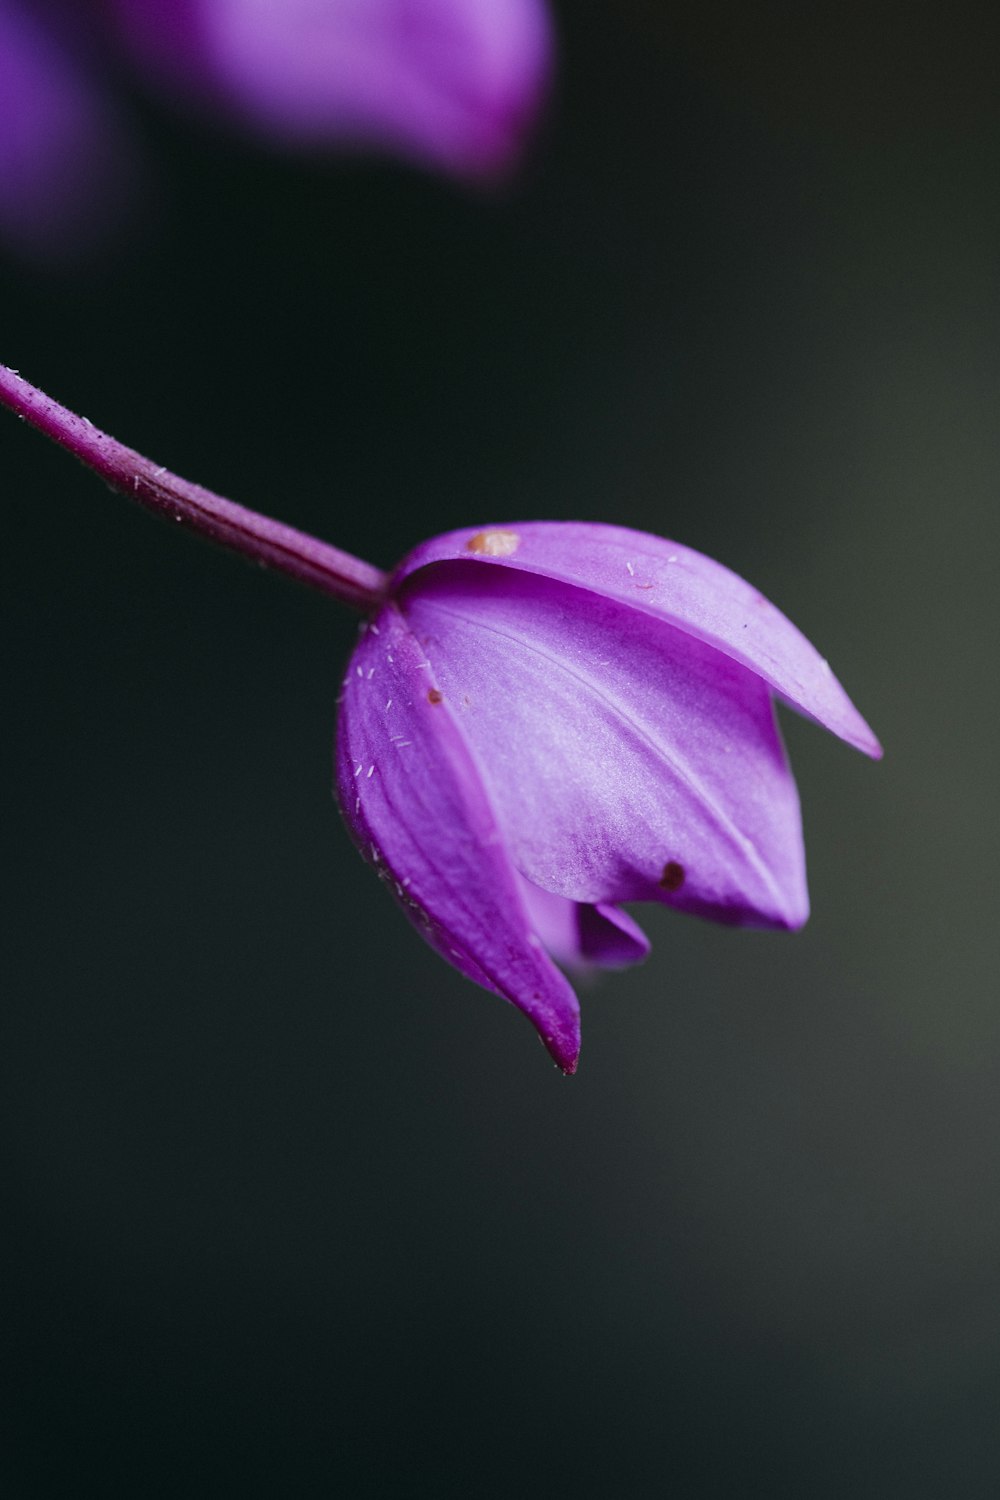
[516,874,651,972]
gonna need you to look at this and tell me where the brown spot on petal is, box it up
[427,688,443,704]
[466,529,520,557]
[659,860,686,892]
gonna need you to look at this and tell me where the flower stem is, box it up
[0,364,388,612]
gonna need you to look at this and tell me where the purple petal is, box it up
[392,523,882,758]
[335,604,581,1071]
[109,0,553,178]
[398,565,810,929]
[515,874,650,971]
[0,1,133,258]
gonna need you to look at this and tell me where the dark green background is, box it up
[3,3,998,1493]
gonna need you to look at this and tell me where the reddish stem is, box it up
[0,364,388,612]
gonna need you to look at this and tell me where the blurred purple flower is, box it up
[337,524,881,1072]
[0,2,134,257]
[0,0,552,257]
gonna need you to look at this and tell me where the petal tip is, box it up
[539,1024,580,1075]
[771,881,811,933]
[820,696,883,761]
[837,710,882,760]
[782,903,811,934]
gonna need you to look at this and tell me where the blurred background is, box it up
[2,1,998,1493]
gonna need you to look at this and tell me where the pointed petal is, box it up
[110,0,552,179]
[392,522,882,758]
[515,874,650,971]
[399,566,810,929]
[335,605,580,1071]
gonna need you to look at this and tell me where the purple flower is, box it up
[109,0,553,175]
[336,524,881,1072]
[0,367,881,1075]
[0,2,134,257]
[0,0,552,257]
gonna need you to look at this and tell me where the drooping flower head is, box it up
[0,366,881,1074]
[0,0,553,257]
[337,523,881,1071]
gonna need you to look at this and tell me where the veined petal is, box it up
[110,0,552,178]
[515,873,650,971]
[335,604,580,1071]
[392,522,882,758]
[398,566,810,929]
